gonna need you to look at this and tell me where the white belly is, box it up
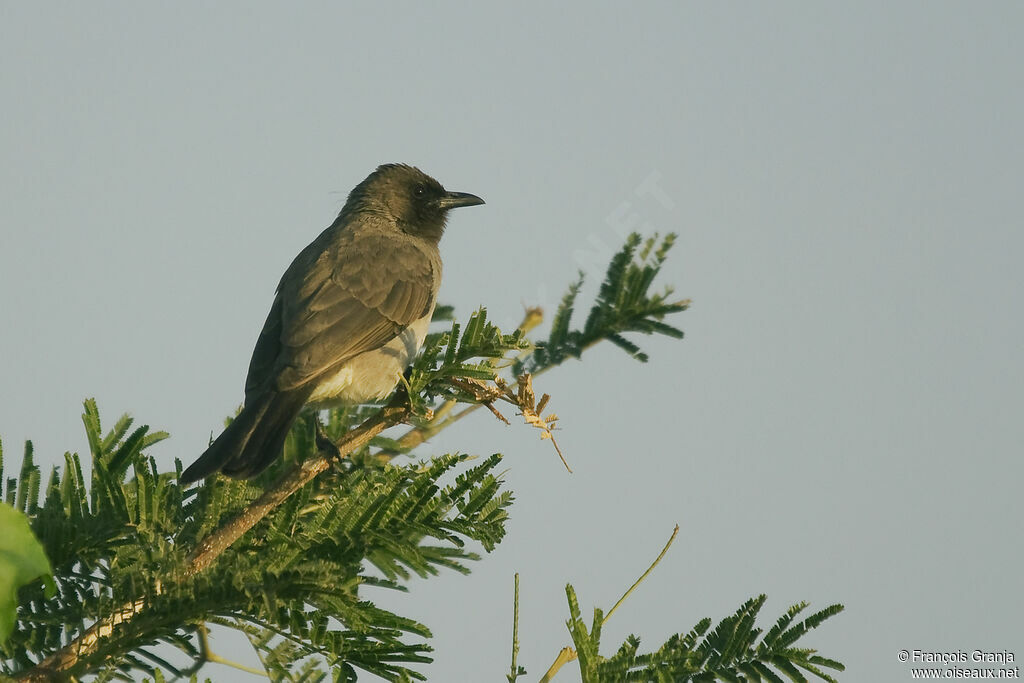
[307,316,430,405]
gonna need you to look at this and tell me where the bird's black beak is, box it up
[437,191,485,210]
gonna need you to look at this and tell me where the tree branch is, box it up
[16,397,411,682]
[185,399,409,576]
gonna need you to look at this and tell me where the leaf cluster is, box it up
[518,233,689,373]
[2,405,512,681]
[562,587,844,682]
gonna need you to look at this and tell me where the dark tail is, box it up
[180,388,313,484]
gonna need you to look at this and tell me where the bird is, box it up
[179,163,484,483]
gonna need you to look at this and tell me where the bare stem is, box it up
[538,647,577,683]
[603,524,679,625]
[507,573,522,682]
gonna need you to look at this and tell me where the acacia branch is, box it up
[16,397,411,682]
[185,399,409,576]
[392,308,544,452]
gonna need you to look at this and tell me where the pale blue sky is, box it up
[2,3,1022,681]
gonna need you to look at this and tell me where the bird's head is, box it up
[342,163,484,242]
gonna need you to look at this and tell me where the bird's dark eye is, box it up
[413,185,427,199]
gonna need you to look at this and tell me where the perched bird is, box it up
[180,164,484,483]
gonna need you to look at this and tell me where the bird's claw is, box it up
[314,419,341,460]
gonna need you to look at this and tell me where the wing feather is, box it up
[244,227,438,397]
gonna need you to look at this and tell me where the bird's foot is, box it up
[314,419,341,460]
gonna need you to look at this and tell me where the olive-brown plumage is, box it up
[180,164,483,483]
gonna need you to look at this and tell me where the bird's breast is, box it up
[307,315,431,406]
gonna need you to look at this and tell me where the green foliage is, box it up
[407,306,528,414]
[564,587,845,682]
[430,304,456,323]
[0,498,54,645]
[517,233,689,374]
[1,405,512,681]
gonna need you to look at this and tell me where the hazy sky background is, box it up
[2,3,1022,681]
